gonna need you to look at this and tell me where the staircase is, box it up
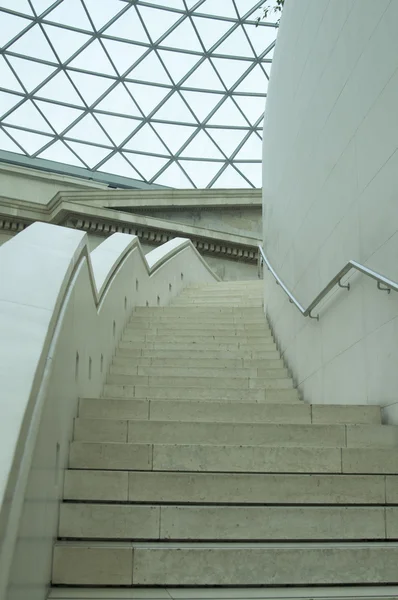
[50,281,398,598]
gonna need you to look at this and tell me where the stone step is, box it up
[48,586,398,600]
[129,316,269,325]
[109,365,288,380]
[79,398,309,423]
[122,333,273,344]
[69,442,341,472]
[103,385,300,402]
[127,320,270,331]
[58,503,389,541]
[133,306,265,312]
[116,347,281,360]
[64,470,390,504]
[123,329,273,340]
[117,341,277,352]
[73,420,347,447]
[78,398,380,425]
[105,375,294,390]
[52,541,398,586]
[112,355,285,369]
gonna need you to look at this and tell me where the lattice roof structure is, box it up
[0,0,277,189]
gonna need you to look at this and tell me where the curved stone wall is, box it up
[262,0,398,418]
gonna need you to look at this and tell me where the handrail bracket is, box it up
[377,281,391,294]
[338,279,350,291]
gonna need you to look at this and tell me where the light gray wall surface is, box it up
[262,0,398,418]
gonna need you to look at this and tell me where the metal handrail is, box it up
[258,245,398,320]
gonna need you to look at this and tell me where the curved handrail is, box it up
[258,245,398,320]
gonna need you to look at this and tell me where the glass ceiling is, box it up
[0,0,277,189]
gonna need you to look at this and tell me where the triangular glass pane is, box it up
[234,132,262,159]
[207,97,248,126]
[69,39,116,76]
[66,140,111,168]
[216,26,254,58]
[211,57,252,89]
[95,83,141,117]
[81,0,125,30]
[234,63,269,93]
[158,49,200,85]
[7,56,56,92]
[0,126,24,153]
[208,127,248,156]
[35,70,83,105]
[0,56,24,92]
[137,5,181,43]
[0,11,30,46]
[123,124,168,155]
[235,161,262,187]
[181,130,224,159]
[179,159,223,188]
[154,92,196,124]
[30,0,57,16]
[233,94,266,125]
[104,6,149,44]
[211,163,250,188]
[125,82,169,116]
[161,18,202,52]
[197,0,236,18]
[66,113,111,145]
[99,152,142,179]
[102,39,147,76]
[68,71,114,106]
[43,24,91,62]
[146,0,184,9]
[3,100,53,133]
[128,51,171,85]
[192,15,232,51]
[6,127,51,155]
[0,91,22,117]
[244,23,277,56]
[181,90,222,122]
[95,113,139,146]
[154,161,193,188]
[234,0,258,19]
[8,23,57,61]
[37,139,85,166]
[183,59,223,91]
[0,0,32,14]
[46,0,93,30]
[152,122,196,154]
[126,153,169,181]
[34,100,84,133]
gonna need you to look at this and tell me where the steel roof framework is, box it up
[0,0,277,189]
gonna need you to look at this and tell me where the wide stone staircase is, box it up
[50,281,398,598]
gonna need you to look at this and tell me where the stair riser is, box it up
[109,366,288,379]
[73,420,346,447]
[64,470,388,504]
[105,375,294,390]
[127,322,270,331]
[117,341,278,351]
[123,330,273,340]
[104,385,299,402]
[116,348,281,360]
[112,356,285,369]
[52,545,398,586]
[58,503,387,541]
[79,398,310,423]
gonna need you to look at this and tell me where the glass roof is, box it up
[0,1,277,189]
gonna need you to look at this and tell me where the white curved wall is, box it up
[262,0,398,417]
[0,224,217,600]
